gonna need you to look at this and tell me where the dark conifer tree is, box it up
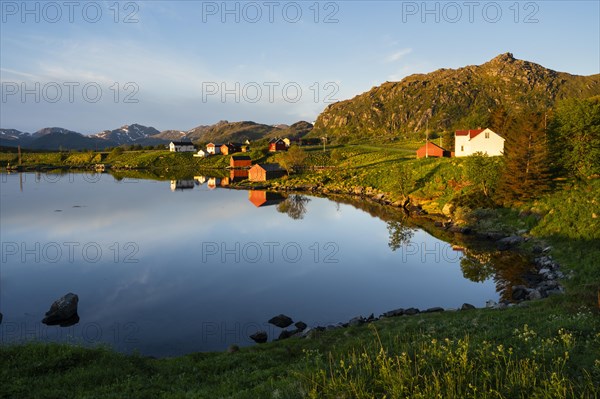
[497,112,551,205]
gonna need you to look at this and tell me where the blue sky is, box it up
[1,0,599,134]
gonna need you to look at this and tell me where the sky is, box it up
[1,0,599,134]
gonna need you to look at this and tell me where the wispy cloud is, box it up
[385,48,412,63]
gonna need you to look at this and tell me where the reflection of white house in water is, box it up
[207,177,221,190]
[169,141,196,152]
[194,176,206,185]
[170,180,195,191]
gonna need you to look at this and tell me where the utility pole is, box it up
[425,121,429,158]
[18,145,22,166]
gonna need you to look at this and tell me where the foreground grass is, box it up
[2,299,598,398]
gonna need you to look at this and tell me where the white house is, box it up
[454,128,504,157]
[206,143,221,155]
[193,149,207,158]
[169,141,196,152]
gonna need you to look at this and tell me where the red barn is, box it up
[220,143,242,155]
[230,155,252,169]
[269,138,287,152]
[416,142,451,159]
[248,163,285,182]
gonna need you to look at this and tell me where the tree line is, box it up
[465,96,599,206]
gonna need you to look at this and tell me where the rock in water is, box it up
[294,321,307,331]
[278,329,296,340]
[42,293,79,326]
[404,308,420,316]
[268,314,293,328]
[249,331,268,344]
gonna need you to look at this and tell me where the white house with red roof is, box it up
[454,128,504,157]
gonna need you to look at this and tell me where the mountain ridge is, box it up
[1,120,314,150]
[311,52,600,141]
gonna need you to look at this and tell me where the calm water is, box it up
[0,172,497,357]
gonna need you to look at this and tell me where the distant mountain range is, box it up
[311,53,600,141]
[0,121,314,151]
[5,53,597,150]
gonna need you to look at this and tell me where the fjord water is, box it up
[0,173,496,357]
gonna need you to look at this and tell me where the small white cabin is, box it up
[454,128,504,157]
[169,141,196,153]
[206,143,221,155]
[193,149,207,158]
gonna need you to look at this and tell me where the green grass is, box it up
[2,300,598,398]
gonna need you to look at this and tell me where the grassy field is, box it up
[2,298,598,398]
[1,146,599,398]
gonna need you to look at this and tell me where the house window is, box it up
[485,132,490,138]
[460,146,464,152]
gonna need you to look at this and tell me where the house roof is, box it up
[253,163,283,172]
[231,155,251,161]
[171,141,194,146]
[269,138,285,144]
[455,129,485,139]
[418,142,447,151]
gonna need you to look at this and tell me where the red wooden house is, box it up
[269,138,287,152]
[230,155,252,169]
[220,143,242,155]
[416,142,451,159]
[248,163,285,182]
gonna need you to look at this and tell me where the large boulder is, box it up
[512,285,528,301]
[249,331,268,344]
[294,321,307,331]
[442,202,455,217]
[382,308,404,318]
[278,329,297,340]
[42,293,79,326]
[497,235,525,250]
[268,314,293,328]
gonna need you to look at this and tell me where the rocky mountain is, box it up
[266,121,314,140]
[0,129,33,147]
[153,130,188,141]
[92,124,161,145]
[186,120,313,143]
[28,129,115,151]
[0,120,314,150]
[312,53,600,141]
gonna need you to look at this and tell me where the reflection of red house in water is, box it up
[248,190,286,207]
[230,169,249,182]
